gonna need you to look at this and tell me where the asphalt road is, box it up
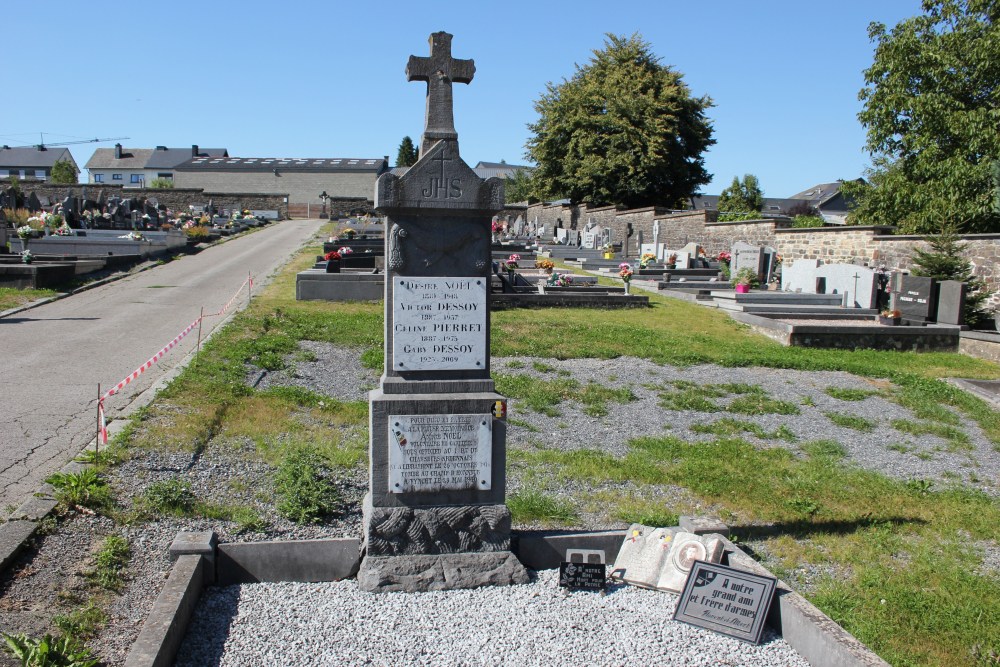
[0,218,325,515]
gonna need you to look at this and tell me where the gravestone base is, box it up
[362,497,513,556]
[357,551,529,593]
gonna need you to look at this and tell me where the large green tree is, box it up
[525,33,714,208]
[717,174,763,214]
[395,136,418,167]
[843,0,1000,233]
[503,168,535,204]
[50,159,78,184]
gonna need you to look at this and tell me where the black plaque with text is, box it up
[895,274,937,321]
[559,561,607,592]
[673,561,777,644]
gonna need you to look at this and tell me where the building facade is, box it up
[0,146,78,182]
[85,145,228,187]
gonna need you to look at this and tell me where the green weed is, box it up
[274,447,341,524]
[824,411,876,432]
[825,387,878,401]
[507,488,577,525]
[89,535,130,591]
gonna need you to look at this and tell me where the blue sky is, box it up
[7,1,920,197]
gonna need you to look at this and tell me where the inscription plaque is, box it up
[393,277,487,371]
[388,414,492,493]
[673,561,777,644]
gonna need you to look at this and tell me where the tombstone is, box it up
[97,189,108,213]
[358,31,527,594]
[635,231,643,255]
[555,228,568,244]
[762,246,778,282]
[935,280,966,325]
[565,229,580,247]
[600,227,611,248]
[652,219,660,250]
[537,224,546,240]
[731,242,766,282]
[781,258,822,292]
[26,192,42,212]
[894,274,938,322]
[0,188,11,210]
[61,195,80,227]
[815,264,878,308]
[512,215,524,236]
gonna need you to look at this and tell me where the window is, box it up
[0,169,8,177]
[94,174,104,182]
[112,174,122,181]
[156,173,172,179]
[130,174,142,183]
[35,170,46,179]
[18,170,25,179]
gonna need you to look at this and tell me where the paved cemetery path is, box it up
[0,219,326,515]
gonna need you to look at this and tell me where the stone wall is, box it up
[9,183,289,218]
[776,227,1000,310]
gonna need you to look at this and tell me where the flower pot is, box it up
[624,282,631,295]
[325,260,341,273]
[878,315,902,326]
[19,238,29,253]
[735,284,750,294]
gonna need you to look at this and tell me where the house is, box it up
[472,161,532,180]
[172,155,390,205]
[689,180,862,223]
[85,144,228,187]
[0,145,79,182]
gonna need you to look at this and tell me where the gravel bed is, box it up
[175,570,809,667]
[493,355,1000,497]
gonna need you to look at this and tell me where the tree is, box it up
[503,168,535,204]
[525,33,714,208]
[49,159,78,184]
[717,174,763,215]
[910,225,993,325]
[149,178,174,189]
[842,1,1000,233]
[395,136,418,167]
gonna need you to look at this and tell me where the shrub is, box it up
[274,446,341,524]
[791,215,825,228]
[140,478,196,516]
[149,178,174,189]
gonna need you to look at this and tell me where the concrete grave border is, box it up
[125,521,887,667]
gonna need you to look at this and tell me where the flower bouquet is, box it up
[506,253,521,270]
[16,225,33,240]
[638,252,657,269]
[619,262,634,294]
[338,246,353,256]
[547,272,573,287]
[54,223,75,236]
[341,228,357,240]
[535,258,555,273]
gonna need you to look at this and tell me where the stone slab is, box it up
[357,550,529,593]
[781,258,822,293]
[296,270,384,301]
[513,530,626,570]
[216,538,361,586]
[123,554,206,667]
[815,264,878,308]
[679,515,730,537]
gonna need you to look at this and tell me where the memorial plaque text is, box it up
[388,413,492,493]
[393,277,487,370]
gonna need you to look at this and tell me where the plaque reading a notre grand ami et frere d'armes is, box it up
[393,277,487,371]
[387,414,492,493]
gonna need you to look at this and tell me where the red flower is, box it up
[324,251,342,261]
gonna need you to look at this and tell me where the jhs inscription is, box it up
[393,277,486,370]
[422,177,462,199]
[388,414,492,493]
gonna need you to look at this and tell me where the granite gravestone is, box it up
[935,280,966,325]
[815,264,878,308]
[358,31,527,593]
[731,242,766,282]
[781,258,821,293]
[894,274,938,322]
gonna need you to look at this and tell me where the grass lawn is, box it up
[108,237,1000,667]
[0,286,58,311]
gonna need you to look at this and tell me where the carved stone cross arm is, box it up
[406,31,475,150]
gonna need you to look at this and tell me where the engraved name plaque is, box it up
[393,277,487,371]
[388,414,492,493]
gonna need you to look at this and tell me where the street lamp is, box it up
[319,190,329,220]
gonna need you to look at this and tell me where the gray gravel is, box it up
[175,570,809,667]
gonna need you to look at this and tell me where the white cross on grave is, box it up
[406,31,476,154]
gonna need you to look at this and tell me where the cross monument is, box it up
[406,31,476,156]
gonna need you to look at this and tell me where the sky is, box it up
[6,1,922,198]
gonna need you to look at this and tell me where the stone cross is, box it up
[406,31,475,155]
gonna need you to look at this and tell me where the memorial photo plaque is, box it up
[392,277,487,371]
[673,562,777,644]
[387,414,492,493]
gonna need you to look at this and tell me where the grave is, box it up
[731,241,766,282]
[815,263,878,309]
[893,274,937,322]
[357,31,528,593]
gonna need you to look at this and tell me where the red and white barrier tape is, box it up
[97,274,254,444]
[204,274,253,317]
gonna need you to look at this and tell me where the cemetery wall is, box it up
[776,227,1000,309]
[632,209,710,249]
[699,218,790,256]
[12,183,289,218]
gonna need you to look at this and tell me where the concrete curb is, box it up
[124,555,207,667]
[124,528,887,667]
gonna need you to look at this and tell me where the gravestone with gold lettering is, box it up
[357,31,528,592]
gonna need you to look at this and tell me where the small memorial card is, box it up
[559,549,606,592]
[610,525,723,593]
[673,562,777,644]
